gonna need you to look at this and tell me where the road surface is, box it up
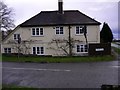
[2,61,119,88]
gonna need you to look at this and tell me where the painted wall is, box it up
[2,25,100,56]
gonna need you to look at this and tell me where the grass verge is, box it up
[112,47,120,54]
[2,55,115,63]
[2,84,47,90]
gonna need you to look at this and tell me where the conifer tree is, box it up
[100,22,113,43]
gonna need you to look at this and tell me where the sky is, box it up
[3,0,119,39]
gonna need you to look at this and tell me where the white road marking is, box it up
[1,67,71,72]
[111,66,120,68]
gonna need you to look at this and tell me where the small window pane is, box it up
[77,45,80,52]
[76,30,79,34]
[41,47,44,54]
[33,47,36,54]
[8,48,11,53]
[40,28,43,35]
[36,28,40,35]
[80,29,84,34]
[81,48,83,52]
[76,27,79,34]
[17,34,20,39]
[37,47,40,54]
[60,30,63,34]
[85,45,88,52]
[14,34,16,40]
[32,28,36,35]
[4,48,7,53]
[56,30,59,34]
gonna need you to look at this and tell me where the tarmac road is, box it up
[2,61,119,88]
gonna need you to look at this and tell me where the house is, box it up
[1,0,101,56]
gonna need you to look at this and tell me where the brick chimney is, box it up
[58,0,63,14]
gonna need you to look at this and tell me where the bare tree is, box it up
[48,37,82,56]
[0,1,15,31]
[8,39,34,55]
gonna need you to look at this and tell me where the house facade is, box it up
[1,0,101,56]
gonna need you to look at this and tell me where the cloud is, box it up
[4,0,119,39]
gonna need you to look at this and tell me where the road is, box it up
[2,61,119,88]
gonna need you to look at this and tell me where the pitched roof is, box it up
[20,10,101,27]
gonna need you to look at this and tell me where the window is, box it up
[76,26,87,35]
[36,28,40,36]
[40,28,43,35]
[33,47,36,54]
[32,28,44,36]
[4,48,11,53]
[14,34,20,40]
[56,27,64,35]
[77,44,88,53]
[32,47,44,55]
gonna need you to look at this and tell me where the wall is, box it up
[2,25,100,56]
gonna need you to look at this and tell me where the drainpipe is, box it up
[68,25,72,56]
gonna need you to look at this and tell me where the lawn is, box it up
[2,84,48,90]
[2,55,115,63]
[112,47,120,54]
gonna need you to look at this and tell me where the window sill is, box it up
[76,52,88,53]
[75,34,88,36]
[31,35,44,37]
[55,34,64,35]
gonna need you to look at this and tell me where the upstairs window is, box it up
[56,27,64,35]
[14,34,20,40]
[4,48,11,53]
[32,28,44,36]
[76,26,87,35]
[77,44,88,53]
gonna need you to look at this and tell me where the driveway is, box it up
[2,61,119,88]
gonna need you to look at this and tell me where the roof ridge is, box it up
[41,10,79,12]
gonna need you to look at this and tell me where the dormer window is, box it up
[31,27,44,36]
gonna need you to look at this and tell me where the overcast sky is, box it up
[3,0,119,39]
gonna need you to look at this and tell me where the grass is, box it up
[2,84,64,90]
[112,47,120,54]
[2,84,120,90]
[2,55,115,63]
[2,84,45,90]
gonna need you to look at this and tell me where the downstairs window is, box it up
[32,47,44,55]
[4,48,11,53]
[77,44,88,53]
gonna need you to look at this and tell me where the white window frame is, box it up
[31,27,44,36]
[14,34,20,40]
[55,26,64,35]
[76,44,88,53]
[75,26,87,35]
[32,47,44,55]
[4,48,11,53]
